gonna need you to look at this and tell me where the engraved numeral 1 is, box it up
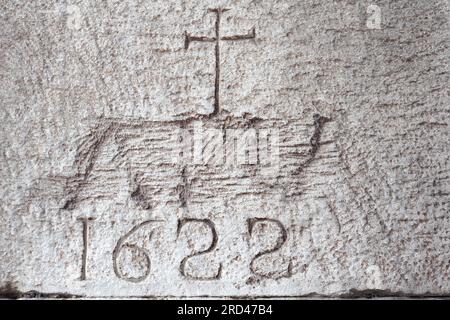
[78,217,95,281]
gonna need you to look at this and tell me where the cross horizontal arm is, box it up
[184,32,216,49]
[208,8,230,14]
[221,27,256,41]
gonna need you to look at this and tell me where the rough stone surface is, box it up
[0,0,449,298]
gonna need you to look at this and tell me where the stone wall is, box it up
[0,0,448,298]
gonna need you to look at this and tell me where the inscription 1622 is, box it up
[78,217,293,283]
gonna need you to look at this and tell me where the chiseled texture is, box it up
[0,0,449,298]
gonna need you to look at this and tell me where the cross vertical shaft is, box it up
[212,8,224,117]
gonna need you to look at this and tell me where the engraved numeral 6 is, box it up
[112,220,162,283]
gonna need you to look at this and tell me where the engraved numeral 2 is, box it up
[247,218,292,279]
[177,218,222,280]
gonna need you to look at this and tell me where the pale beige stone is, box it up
[0,0,449,298]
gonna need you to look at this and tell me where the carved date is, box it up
[77,216,293,283]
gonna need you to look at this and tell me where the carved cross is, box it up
[185,8,256,116]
